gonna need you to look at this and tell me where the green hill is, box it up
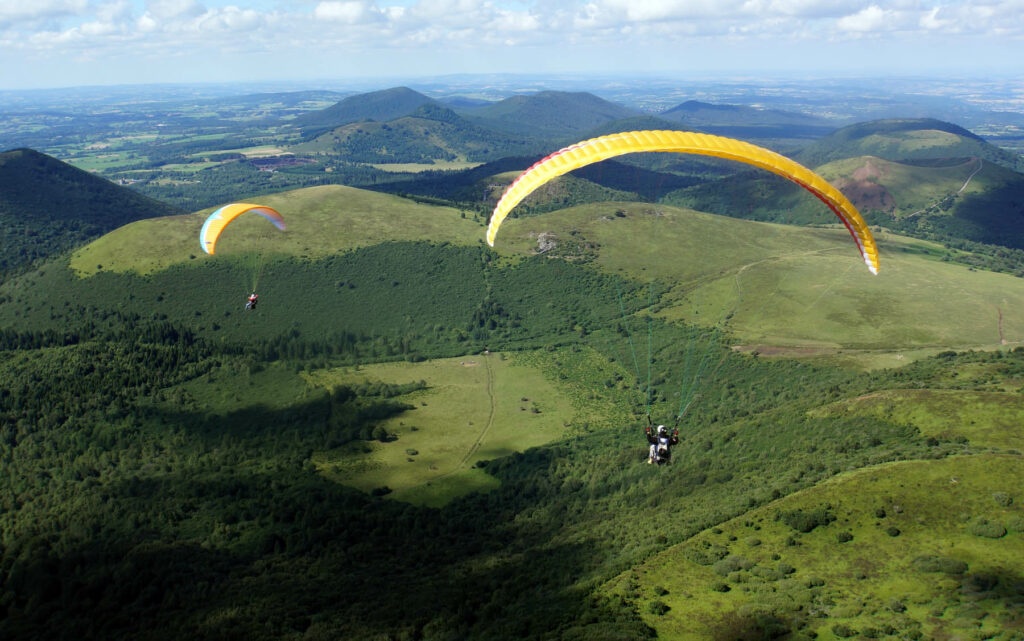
[3,184,1022,359]
[606,455,1023,640]
[465,90,639,138]
[661,100,832,128]
[491,201,1024,354]
[291,103,543,163]
[0,147,182,272]
[658,100,836,140]
[3,179,1024,639]
[663,153,1024,252]
[291,86,436,132]
[795,118,1024,173]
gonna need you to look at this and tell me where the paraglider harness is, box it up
[245,292,258,310]
[646,420,679,465]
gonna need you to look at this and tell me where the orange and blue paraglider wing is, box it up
[199,203,286,255]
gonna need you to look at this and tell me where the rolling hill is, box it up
[3,184,1022,358]
[795,118,1024,173]
[662,120,1024,252]
[658,100,836,140]
[2,178,1024,639]
[291,103,544,163]
[665,155,1024,251]
[0,147,182,273]
[291,86,437,133]
[464,90,640,138]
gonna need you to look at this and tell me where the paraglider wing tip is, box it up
[867,262,879,275]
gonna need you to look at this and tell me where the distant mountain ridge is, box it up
[660,100,832,127]
[0,148,182,273]
[657,100,836,140]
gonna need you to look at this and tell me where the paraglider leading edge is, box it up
[485,130,880,275]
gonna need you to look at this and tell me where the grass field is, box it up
[69,184,483,276]
[302,350,621,507]
[369,161,483,173]
[491,202,1024,351]
[606,454,1024,640]
[55,184,1024,356]
[810,389,1024,451]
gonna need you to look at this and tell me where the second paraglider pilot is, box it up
[646,424,678,465]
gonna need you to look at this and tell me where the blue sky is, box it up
[1,0,1022,89]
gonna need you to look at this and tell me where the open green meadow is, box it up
[369,160,484,173]
[303,352,590,506]
[811,388,1024,451]
[69,184,483,276]
[607,455,1024,640]
[492,201,1024,351]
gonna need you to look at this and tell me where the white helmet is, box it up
[657,424,667,435]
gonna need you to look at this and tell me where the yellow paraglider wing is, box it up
[199,203,286,255]
[486,130,879,274]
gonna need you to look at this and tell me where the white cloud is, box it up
[0,0,88,27]
[144,0,204,22]
[836,4,895,31]
[314,1,383,24]
[3,0,1024,87]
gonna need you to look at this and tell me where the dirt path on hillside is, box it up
[959,158,984,193]
[998,306,1007,345]
[907,157,983,218]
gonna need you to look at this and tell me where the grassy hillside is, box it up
[666,153,1024,253]
[291,86,435,132]
[606,454,1023,640]
[291,103,542,164]
[490,201,1024,352]
[465,90,639,139]
[68,184,481,276]
[300,350,624,506]
[795,118,1024,173]
[0,186,1016,359]
[0,148,182,272]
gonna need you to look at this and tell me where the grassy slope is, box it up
[69,184,482,276]
[602,355,1024,640]
[7,185,1019,357]
[491,202,1024,351]
[819,156,1006,217]
[606,454,1023,641]
[795,119,1024,173]
[664,154,1024,229]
